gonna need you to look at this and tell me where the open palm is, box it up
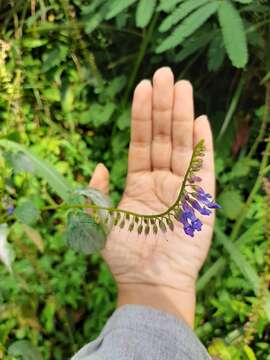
[90,67,215,297]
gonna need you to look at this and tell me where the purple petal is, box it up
[197,187,212,199]
[192,219,202,231]
[184,224,194,237]
[189,199,212,216]
[207,202,222,209]
[200,207,212,215]
[7,205,14,216]
[179,212,189,226]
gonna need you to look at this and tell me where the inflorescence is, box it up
[99,139,221,238]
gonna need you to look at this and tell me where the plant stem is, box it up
[121,12,159,108]
[217,74,245,140]
[248,82,270,159]
[231,83,270,241]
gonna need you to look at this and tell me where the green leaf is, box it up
[22,224,44,252]
[84,102,116,127]
[0,224,13,273]
[214,226,270,321]
[8,340,42,360]
[136,0,156,28]
[117,108,130,130]
[218,0,248,68]
[106,0,137,20]
[175,30,213,62]
[85,12,104,33]
[156,1,219,53]
[22,38,48,48]
[218,189,244,220]
[157,0,185,12]
[207,32,225,71]
[65,211,106,254]
[81,0,104,14]
[83,2,109,34]
[214,225,259,291]
[0,140,72,200]
[243,345,257,360]
[76,187,113,234]
[15,200,40,225]
[234,0,252,3]
[159,0,210,32]
[41,46,68,72]
[4,150,35,173]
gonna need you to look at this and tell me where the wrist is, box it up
[117,283,196,329]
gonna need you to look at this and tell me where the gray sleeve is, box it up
[71,304,211,360]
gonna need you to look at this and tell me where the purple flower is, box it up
[179,202,203,237]
[7,205,14,216]
[179,186,221,237]
[189,199,212,216]
[194,187,221,209]
[182,201,197,221]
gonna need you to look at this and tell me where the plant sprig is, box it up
[1,138,221,254]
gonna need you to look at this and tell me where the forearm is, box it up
[117,283,196,329]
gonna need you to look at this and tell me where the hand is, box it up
[89,67,215,327]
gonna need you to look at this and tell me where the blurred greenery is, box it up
[0,0,270,359]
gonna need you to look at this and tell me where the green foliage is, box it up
[159,0,210,32]
[0,140,72,201]
[156,1,219,53]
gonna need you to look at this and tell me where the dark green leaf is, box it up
[207,32,226,71]
[15,200,40,225]
[65,211,106,254]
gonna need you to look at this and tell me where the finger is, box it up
[128,79,152,173]
[152,67,174,170]
[193,115,215,195]
[171,80,194,177]
[87,163,110,216]
[88,163,110,194]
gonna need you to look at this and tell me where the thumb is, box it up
[88,163,110,195]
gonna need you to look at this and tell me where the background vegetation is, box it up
[0,0,270,359]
